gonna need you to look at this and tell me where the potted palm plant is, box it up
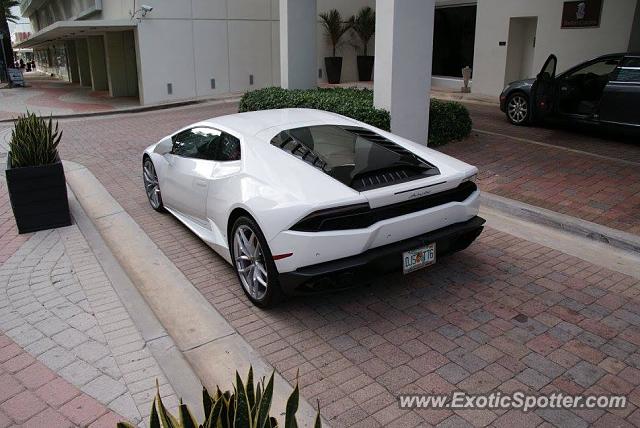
[349,6,376,81]
[6,112,71,233]
[319,9,350,84]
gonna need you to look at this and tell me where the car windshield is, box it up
[270,125,439,191]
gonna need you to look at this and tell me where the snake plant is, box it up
[117,367,321,428]
[9,111,62,168]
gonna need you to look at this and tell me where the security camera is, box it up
[130,3,153,21]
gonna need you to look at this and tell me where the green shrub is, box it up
[428,99,472,147]
[117,367,321,428]
[9,111,62,168]
[239,87,391,131]
[239,87,472,146]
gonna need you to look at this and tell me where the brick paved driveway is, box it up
[37,103,640,427]
[441,104,640,235]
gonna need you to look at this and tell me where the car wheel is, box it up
[231,216,282,308]
[506,92,530,125]
[143,157,165,212]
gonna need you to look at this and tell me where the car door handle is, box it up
[194,179,207,188]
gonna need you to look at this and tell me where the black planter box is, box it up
[357,56,374,81]
[324,57,343,84]
[5,153,71,234]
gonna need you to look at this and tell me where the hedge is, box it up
[239,87,471,146]
[428,99,473,147]
[239,87,391,131]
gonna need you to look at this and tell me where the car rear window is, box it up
[270,125,440,191]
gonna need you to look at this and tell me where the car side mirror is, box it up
[155,138,173,155]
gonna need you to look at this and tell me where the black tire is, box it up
[505,92,530,126]
[142,157,166,212]
[230,216,283,308]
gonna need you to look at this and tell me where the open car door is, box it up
[531,54,558,122]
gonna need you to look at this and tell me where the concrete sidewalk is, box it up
[0,71,245,123]
[320,81,499,106]
[0,72,139,121]
[0,129,199,427]
[0,331,124,427]
[1,74,492,123]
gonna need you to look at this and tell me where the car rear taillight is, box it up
[290,182,478,232]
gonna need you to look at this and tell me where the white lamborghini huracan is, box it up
[142,109,484,307]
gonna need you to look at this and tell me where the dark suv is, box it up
[499,53,640,128]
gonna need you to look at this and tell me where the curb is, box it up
[481,192,640,254]
[66,183,205,420]
[63,161,325,427]
[431,92,499,107]
[0,95,242,123]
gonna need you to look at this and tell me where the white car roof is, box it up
[200,108,358,137]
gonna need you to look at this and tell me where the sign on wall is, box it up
[561,0,603,28]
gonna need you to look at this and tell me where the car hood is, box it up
[508,78,535,87]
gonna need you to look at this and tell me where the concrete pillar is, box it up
[87,35,109,91]
[75,38,92,87]
[373,0,435,145]
[105,31,139,97]
[279,0,317,89]
[65,41,80,83]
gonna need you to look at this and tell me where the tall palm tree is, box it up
[1,0,20,71]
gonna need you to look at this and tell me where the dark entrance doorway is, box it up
[432,5,477,78]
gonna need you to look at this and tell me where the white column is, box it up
[373,0,435,145]
[279,0,317,89]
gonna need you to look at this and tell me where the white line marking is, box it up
[472,128,640,167]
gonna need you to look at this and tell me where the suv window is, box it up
[172,128,241,161]
[612,57,640,83]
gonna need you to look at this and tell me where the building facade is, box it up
[17,0,376,105]
[16,0,640,105]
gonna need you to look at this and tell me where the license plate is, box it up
[402,243,436,274]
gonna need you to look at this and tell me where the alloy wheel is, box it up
[143,159,161,209]
[507,94,528,124]
[233,225,268,300]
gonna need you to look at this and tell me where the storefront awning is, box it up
[15,20,136,49]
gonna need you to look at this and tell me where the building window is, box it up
[432,5,477,78]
